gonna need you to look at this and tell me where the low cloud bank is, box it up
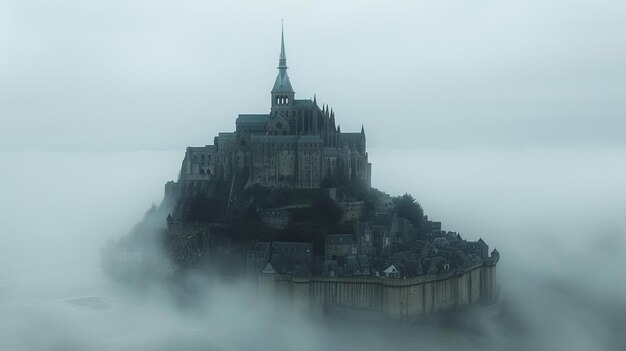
[1,148,625,350]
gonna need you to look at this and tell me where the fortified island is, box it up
[105,27,500,320]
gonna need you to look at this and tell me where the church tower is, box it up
[271,24,295,110]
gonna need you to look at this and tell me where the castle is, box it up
[180,27,371,189]
[106,27,500,320]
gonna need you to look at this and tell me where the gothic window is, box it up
[201,155,205,162]
[193,155,198,162]
[200,169,205,176]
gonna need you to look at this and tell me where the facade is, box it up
[261,260,499,319]
[260,208,292,229]
[158,28,500,319]
[178,28,371,189]
[247,241,271,275]
[325,234,358,258]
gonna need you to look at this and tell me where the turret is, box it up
[491,248,500,258]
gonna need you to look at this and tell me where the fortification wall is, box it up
[263,263,497,319]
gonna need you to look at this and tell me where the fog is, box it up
[2,0,626,350]
[1,147,625,350]
[2,0,625,151]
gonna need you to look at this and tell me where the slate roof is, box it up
[340,133,363,149]
[236,114,269,125]
[272,71,294,93]
[292,99,314,107]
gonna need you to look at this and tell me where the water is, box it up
[1,147,625,350]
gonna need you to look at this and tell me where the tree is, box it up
[311,196,343,225]
[393,193,424,228]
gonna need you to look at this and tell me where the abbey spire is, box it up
[278,23,287,70]
[271,23,295,108]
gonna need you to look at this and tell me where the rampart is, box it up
[260,262,497,319]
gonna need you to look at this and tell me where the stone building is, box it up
[325,234,358,258]
[177,27,371,189]
[260,208,291,229]
[246,241,271,275]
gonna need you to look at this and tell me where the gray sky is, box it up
[1,0,625,150]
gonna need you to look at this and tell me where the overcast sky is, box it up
[1,0,625,151]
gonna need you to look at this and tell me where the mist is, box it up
[1,147,625,350]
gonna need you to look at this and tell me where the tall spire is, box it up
[278,21,287,70]
[271,21,294,95]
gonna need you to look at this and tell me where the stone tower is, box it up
[271,24,295,111]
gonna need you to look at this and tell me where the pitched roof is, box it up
[236,114,269,125]
[293,99,314,107]
[272,70,294,93]
[340,133,363,148]
[262,262,275,274]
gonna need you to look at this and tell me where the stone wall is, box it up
[262,263,497,319]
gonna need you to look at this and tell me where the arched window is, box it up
[201,155,205,162]
[193,155,198,162]
[200,169,205,176]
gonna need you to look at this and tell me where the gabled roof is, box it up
[262,262,275,274]
[384,264,399,274]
